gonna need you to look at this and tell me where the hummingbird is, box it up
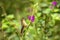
[20,18,28,35]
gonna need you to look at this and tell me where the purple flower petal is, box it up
[28,15,35,22]
[28,16,31,20]
[52,1,57,6]
[31,15,35,22]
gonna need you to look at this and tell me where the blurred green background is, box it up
[0,0,60,40]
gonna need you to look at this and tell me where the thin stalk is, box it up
[0,5,7,40]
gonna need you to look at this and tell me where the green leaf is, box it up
[51,14,60,20]
[6,15,14,19]
[43,8,51,14]
[8,34,20,40]
[36,13,41,17]
[2,23,8,29]
[53,9,59,12]
[29,26,35,34]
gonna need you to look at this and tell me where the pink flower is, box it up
[52,1,57,6]
[50,1,57,9]
[28,15,35,22]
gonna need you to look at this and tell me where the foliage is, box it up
[0,0,60,40]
